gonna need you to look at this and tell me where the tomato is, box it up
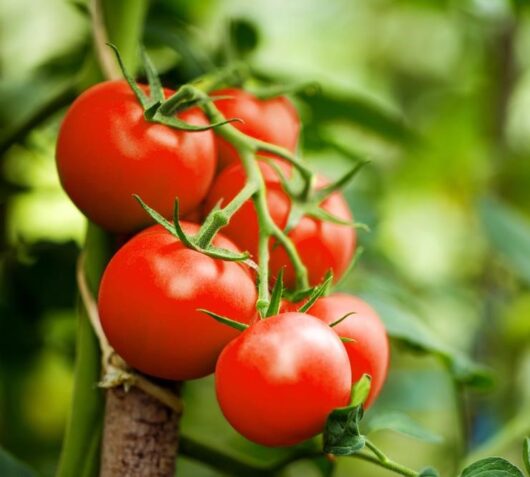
[98,222,257,380]
[306,293,389,408]
[215,312,352,446]
[204,160,356,287]
[212,88,300,169]
[56,80,216,233]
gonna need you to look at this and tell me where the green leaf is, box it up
[365,412,443,444]
[523,437,530,476]
[323,404,365,455]
[0,447,36,477]
[266,268,284,317]
[460,457,524,477]
[478,197,530,286]
[350,374,371,407]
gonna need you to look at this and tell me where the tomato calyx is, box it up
[108,43,240,132]
[264,157,371,232]
[134,195,254,264]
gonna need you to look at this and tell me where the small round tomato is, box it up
[98,222,256,381]
[308,294,389,408]
[204,160,355,288]
[212,88,300,169]
[56,80,216,233]
[215,312,352,447]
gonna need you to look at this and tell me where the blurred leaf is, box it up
[0,75,75,155]
[229,18,259,58]
[299,89,419,145]
[523,437,530,476]
[419,467,440,477]
[479,197,530,286]
[365,411,443,444]
[360,291,493,389]
[460,457,524,477]
[0,447,36,477]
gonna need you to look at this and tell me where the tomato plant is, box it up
[98,222,257,380]
[212,88,300,169]
[215,312,352,447]
[56,80,217,233]
[204,159,356,287]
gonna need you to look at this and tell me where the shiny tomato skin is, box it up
[215,312,352,447]
[212,88,300,169]
[56,80,216,233]
[204,160,355,287]
[98,222,257,380]
[308,294,389,408]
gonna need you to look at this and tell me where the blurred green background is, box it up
[1,0,530,476]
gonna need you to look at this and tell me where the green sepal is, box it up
[135,195,250,262]
[323,403,365,456]
[140,46,164,105]
[198,309,249,332]
[340,336,355,343]
[266,268,284,317]
[306,206,370,231]
[133,194,177,237]
[107,43,149,109]
[350,374,372,407]
[150,108,240,132]
[298,272,333,313]
[314,160,370,202]
[330,312,355,328]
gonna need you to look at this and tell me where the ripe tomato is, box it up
[56,80,216,233]
[215,312,352,446]
[204,160,356,287]
[212,88,300,169]
[307,294,389,408]
[98,222,257,381]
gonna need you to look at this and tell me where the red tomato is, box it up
[212,88,300,169]
[204,160,356,287]
[307,294,389,408]
[215,312,352,446]
[98,222,257,380]
[56,80,216,233]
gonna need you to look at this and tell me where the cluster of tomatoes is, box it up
[55,79,389,447]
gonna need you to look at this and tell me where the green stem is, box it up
[361,440,420,477]
[197,180,258,248]
[197,91,310,305]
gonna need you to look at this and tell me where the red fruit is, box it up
[56,80,216,233]
[215,312,352,446]
[204,160,355,287]
[212,88,300,169]
[98,222,257,380]
[308,294,389,408]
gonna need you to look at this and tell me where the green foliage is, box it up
[0,447,36,477]
[460,457,524,477]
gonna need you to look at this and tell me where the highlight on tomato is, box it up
[98,222,257,381]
